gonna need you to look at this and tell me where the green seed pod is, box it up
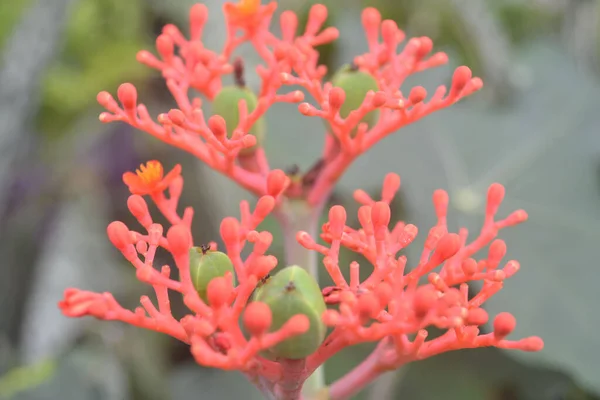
[251,265,326,359]
[330,64,380,136]
[211,85,265,155]
[189,247,236,303]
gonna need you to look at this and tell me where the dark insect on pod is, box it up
[251,265,326,359]
[189,246,236,303]
[211,85,265,155]
[330,63,380,136]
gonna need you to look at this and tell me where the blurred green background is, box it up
[0,0,599,399]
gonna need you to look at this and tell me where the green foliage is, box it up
[0,359,56,399]
[38,0,150,138]
[493,1,562,43]
[0,0,33,51]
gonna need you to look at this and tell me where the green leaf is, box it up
[169,364,263,400]
[396,347,583,400]
[7,343,128,400]
[0,0,33,50]
[37,0,149,138]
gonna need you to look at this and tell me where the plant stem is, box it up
[328,341,392,400]
[277,199,322,280]
[275,198,326,399]
[274,359,307,400]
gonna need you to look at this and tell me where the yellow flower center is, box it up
[236,0,260,15]
[136,161,164,185]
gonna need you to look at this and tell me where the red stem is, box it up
[328,341,392,400]
[273,359,307,400]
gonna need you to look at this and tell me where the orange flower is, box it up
[234,0,260,15]
[224,0,276,27]
[122,160,181,195]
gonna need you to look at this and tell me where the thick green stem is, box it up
[279,200,321,276]
[275,199,326,400]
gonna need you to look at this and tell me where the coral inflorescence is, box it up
[60,1,543,399]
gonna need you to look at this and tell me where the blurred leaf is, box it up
[0,0,78,348]
[493,1,560,43]
[0,0,33,50]
[0,359,56,399]
[121,329,171,400]
[8,340,128,400]
[37,0,150,138]
[395,347,582,400]
[40,40,148,135]
[19,170,127,365]
[397,353,489,400]
[169,363,263,400]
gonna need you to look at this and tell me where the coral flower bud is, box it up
[375,282,393,306]
[189,4,208,40]
[206,276,232,308]
[381,173,401,202]
[409,86,427,105]
[522,337,545,352]
[255,196,275,220]
[328,87,346,110]
[220,217,241,244]
[208,115,227,138]
[432,189,449,219]
[117,83,137,110]
[466,308,489,326]
[107,221,132,250]
[371,91,387,108]
[156,34,174,61]
[488,239,507,268]
[416,37,433,58]
[167,225,191,257]
[127,195,149,220]
[244,302,272,336]
[461,258,478,276]
[493,312,516,339]
[486,183,505,216]
[413,286,438,319]
[357,293,380,320]
[266,169,288,197]
[432,233,461,262]
[361,7,381,31]
[167,109,186,125]
[371,202,391,228]
[451,66,472,94]
[328,206,347,240]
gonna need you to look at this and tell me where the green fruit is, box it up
[252,266,326,359]
[189,247,236,303]
[211,85,265,155]
[330,64,380,136]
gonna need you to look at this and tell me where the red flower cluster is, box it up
[59,165,542,398]
[95,1,480,205]
[60,1,543,399]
